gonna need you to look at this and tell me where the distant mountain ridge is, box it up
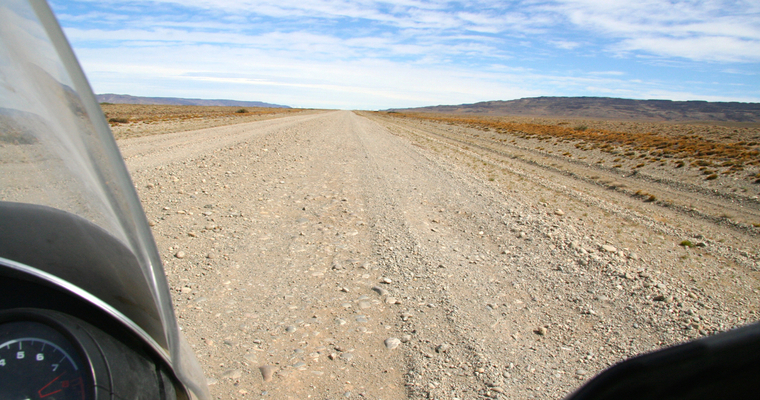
[389,97,760,122]
[96,94,290,109]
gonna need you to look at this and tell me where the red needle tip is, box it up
[38,371,65,398]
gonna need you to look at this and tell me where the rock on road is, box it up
[119,110,759,399]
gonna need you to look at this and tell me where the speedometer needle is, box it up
[38,372,65,398]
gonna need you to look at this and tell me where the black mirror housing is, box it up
[566,321,760,400]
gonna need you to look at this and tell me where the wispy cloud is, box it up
[50,0,760,109]
[588,70,625,76]
[553,0,760,62]
[550,40,581,50]
[618,35,760,63]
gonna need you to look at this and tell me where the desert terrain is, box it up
[113,106,759,399]
[102,103,309,139]
[393,97,760,122]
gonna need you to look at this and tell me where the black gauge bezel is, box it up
[0,268,189,400]
[0,309,98,400]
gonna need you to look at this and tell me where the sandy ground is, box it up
[103,104,315,139]
[116,110,759,399]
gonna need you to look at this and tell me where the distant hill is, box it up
[96,94,290,109]
[389,97,760,122]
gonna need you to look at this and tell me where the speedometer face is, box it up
[0,321,90,400]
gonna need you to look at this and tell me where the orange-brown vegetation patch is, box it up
[386,112,760,174]
[101,104,311,140]
[101,104,300,126]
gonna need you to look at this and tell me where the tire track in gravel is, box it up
[119,111,329,171]
[350,111,759,398]
[363,113,760,272]
[350,113,504,398]
[367,114,760,233]
[123,111,412,400]
[120,110,759,400]
[350,113,646,399]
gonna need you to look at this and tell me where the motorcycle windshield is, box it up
[0,1,208,399]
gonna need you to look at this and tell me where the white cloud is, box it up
[52,0,760,108]
[71,40,545,109]
[62,0,760,63]
[588,70,624,76]
[552,0,760,62]
[550,40,581,50]
[618,36,760,63]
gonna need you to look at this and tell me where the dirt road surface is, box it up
[119,110,759,399]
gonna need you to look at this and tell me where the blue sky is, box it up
[49,0,760,110]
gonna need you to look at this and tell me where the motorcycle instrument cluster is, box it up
[0,317,91,400]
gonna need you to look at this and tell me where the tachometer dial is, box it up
[0,321,91,400]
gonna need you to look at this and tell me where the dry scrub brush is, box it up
[386,112,760,179]
[102,104,299,127]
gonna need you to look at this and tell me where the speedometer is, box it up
[0,297,190,400]
[0,319,92,400]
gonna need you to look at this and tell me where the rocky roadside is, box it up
[107,106,319,139]
[119,110,759,399]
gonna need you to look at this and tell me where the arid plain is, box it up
[111,105,759,399]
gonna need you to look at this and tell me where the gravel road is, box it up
[119,110,759,399]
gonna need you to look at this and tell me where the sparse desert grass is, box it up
[108,117,130,124]
[382,112,760,180]
[101,104,308,140]
[634,190,657,202]
[368,109,760,230]
[101,104,300,127]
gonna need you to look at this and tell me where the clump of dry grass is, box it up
[108,117,129,124]
[634,190,657,202]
